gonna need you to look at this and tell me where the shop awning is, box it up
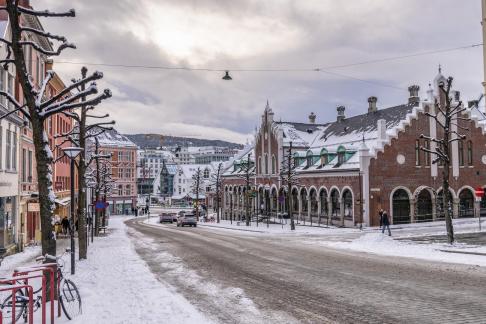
[55,197,71,206]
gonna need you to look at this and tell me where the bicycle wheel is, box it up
[0,288,26,322]
[59,279,82,320]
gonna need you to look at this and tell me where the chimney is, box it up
[45,59,53,72]
[408,85,420,106]
[368,96,378,113]
[337,106,345,122]
[308,112,316,124]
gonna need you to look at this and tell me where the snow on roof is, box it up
[93,128,137,148]
[177,164,214,179]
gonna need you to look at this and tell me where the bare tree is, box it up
[419,76,467,244]
[191,168,204,221]
[0,3,111,256]
[279,142,299,230]
[235,153,255,226]
[209,162,223,223]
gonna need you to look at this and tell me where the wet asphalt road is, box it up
[126,218,486,324]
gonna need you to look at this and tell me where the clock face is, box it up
[482,155,486,165]
[396,154,405,165]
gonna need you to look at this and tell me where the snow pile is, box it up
[323,232,486,267]
[60,216,210,324]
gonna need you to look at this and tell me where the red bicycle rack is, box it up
[0,278,34,324]
[10,264,58,324]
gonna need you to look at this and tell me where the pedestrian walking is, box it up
[378,209,384,229]
[61,216,70,236]
[381,210,391,236]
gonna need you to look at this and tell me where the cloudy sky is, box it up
[34,0,483,144]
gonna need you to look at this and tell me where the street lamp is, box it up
[62,146,83,275]
[222,71,232,81]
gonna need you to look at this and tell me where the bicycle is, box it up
[0,249,82,321]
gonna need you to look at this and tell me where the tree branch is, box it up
[17,6,75,18]
[19,40,76,57]
[41,71,104,109]
[42,89,112,117]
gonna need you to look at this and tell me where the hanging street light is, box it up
[222,70,232,81]
[62,146,83,275]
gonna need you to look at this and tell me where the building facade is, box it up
[94,129,138,215]
[223,71,486,227]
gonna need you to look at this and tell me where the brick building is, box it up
[223,70,486,227]
[92,129,138,215]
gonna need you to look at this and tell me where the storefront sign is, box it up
[28,203,40,212]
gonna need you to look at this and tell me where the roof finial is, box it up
[265,99,270,110]
[438,64,442,74]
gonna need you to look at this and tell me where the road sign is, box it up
[475,187,484,198]
[95,201,108,210]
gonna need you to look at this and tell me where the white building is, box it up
[137,149,175,179]
[0,20,22,253]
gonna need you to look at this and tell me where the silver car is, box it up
[177,214,197,227]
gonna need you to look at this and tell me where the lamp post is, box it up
[62,146,83,275]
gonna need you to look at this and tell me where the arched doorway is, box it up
[459,189,474,218]
[319,188,328,225]
[416,189,433,222]
[300,188,308,221]
[330,189,340,221]
[278,188,287,216]
[291,188,299,214]
[392,189,410,224]
[309,188,318,223]
[271,187,278,216]
[342,189,353,221]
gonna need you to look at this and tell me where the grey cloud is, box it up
[31,0,484,143]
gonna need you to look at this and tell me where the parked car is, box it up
[159,213,173,223]
[177,213,197,227]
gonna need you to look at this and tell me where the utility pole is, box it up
[483,0,486,96]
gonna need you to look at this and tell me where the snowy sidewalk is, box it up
[60,215,210,324]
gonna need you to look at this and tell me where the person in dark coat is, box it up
[381,210,391,236]
[378,209,384,229]
[61,216,70,236]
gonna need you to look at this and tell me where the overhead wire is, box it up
[52,42,482,91]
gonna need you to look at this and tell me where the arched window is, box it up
[203,168,210,179]
[467,140,473,166]
[458,140,464,166]
[342,189,353,220]
[330,189,340,219]
[258,157,262,174]
[264,153,269,174]
[271,155,276,174]
[459,189,474,218]
[415,140,421,166]
[392,189,410,224]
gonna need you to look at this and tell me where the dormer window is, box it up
[337,146,346,165]
[306,155,313,168]
[320,149,328,167]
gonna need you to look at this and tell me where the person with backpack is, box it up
[381,210,391,236]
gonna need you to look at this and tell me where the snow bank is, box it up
[323,232,486,267]
[59,216,210,324]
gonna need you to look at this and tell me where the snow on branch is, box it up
[41,71,104,109]
[36,70,54,107]
[0,104,28,121]
[41,89,112,118]
[20,27,67,43]
[19,40,76,57]
[42,82,98,113]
